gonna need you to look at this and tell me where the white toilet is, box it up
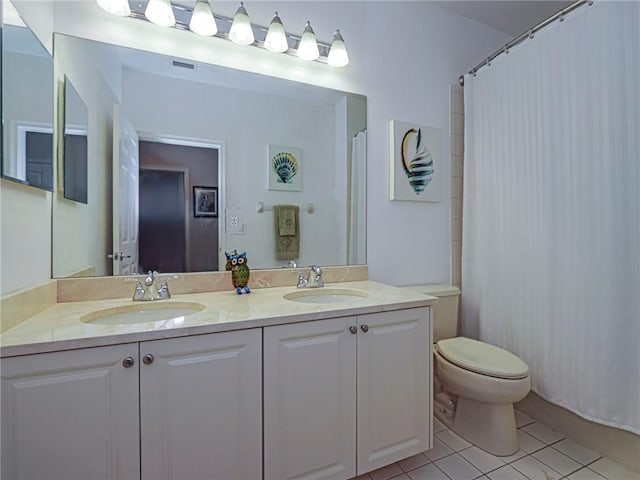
[406,285,531,456]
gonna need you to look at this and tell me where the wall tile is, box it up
[451,176,463,199]
[452,198,463,220]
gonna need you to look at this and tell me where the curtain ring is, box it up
[486,57,491,67]
[503,45,509,54]
[559,12,565,22]
[528,29,535,40]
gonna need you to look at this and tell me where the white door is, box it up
[1,344,140,480]
[140,329,262,480]
[357,308,432,474]
[112,104,139,275]
[264,317,357,480]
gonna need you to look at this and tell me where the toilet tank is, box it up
[403,284,461,343]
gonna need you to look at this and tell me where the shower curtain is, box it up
[462,2,639,434]
[348,130,367,264]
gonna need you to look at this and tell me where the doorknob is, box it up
[143,354,155,365]
[360,324,369,333]
[108,252,131,260]
[349,326,357,334]
[122,357,135,368]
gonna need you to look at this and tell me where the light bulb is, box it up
[190,0,218,36]
[264,12,288,53]
[297,21,319,61]
[229,2,254,45]
[96,0,130,16]
[145,0,175,27]
[328,30,349,67]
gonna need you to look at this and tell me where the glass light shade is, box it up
[145,0,175,27]
[328,30,349,67]
[190,0,218,36]
[264,12,288,53]
[96,0,130,16]
[228,2,254,45]
[297,21,319,61]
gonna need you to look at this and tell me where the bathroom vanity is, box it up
[0,281,435,480]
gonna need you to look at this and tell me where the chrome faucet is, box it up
[131,271,174,301]
[296,265,324,288]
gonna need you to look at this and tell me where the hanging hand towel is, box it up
[274,205,299,260]
[278,205,297,236]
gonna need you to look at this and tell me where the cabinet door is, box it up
[357,307,431,474]
[1,344,140,480]
[140,329,262,480]
[264,317,357,480]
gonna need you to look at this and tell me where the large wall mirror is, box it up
[1,8,54,191]
[51,33,366,278]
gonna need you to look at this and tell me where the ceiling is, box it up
[433,1,574,37]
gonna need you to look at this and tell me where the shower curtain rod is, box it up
[458,0,592,86]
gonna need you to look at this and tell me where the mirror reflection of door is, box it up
[138,140,219,273]
[112,105,139,276]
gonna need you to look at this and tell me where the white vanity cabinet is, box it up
[264,307,432,480]
[1,329,262,480]
[1,343,140,480]
[139,329,262,480]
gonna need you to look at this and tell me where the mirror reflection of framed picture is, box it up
[193,186,218,217]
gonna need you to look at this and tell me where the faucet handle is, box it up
[132,280,145,301]
[309,265,324,287]
[296,272,308,288]
[157,280,171,299]
[156,274,178,299]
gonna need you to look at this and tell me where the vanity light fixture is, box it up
[96,0,349,67]
[145,0,175,27]
[189,0,218,36]
[264,12,288,53]
[328,30,349,67]
[96,0,130,16]
[228,2,254,45]
[297,21,319,61]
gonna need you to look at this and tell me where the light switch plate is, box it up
[226,208,246,235]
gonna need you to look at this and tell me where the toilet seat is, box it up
[436,337,528,379]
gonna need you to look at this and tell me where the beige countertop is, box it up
[0,281,437,357]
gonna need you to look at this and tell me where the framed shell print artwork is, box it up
[268,145,303,192]
[389,120,441,202]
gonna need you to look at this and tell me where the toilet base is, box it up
[447,396,519,456]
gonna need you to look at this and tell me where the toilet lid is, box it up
[436,337,529,379]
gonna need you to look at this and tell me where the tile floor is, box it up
[354,411,639,480]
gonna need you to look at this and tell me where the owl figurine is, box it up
[230,251,251,295]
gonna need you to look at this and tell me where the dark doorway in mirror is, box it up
[139,141,219,273]
[139,169,187,273]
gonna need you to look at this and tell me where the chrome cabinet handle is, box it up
[143,354,155,365]
[360,324,369,333]
[349,326,357,334]
[122,357,135,368]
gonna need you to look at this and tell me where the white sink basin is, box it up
[81,302,205,326]
[283,288,369,304]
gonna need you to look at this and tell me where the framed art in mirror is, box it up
[193,186,218,218]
